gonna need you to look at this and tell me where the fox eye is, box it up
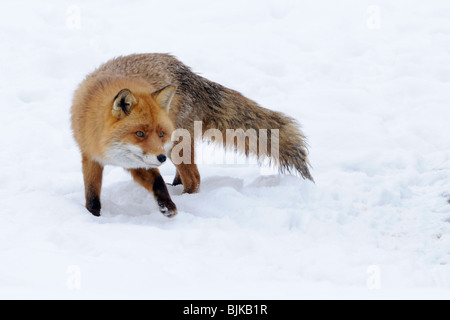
[159,131,164,138]
[135,131,145,138]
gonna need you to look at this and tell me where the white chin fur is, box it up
[99,143,162,169]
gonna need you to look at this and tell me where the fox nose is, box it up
[157,154,167,163]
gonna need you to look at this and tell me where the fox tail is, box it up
[199,79,314,182]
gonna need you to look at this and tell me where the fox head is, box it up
[100,85,176,169]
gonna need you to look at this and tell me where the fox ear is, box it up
[112,89,137,119]
[152,85,176,112]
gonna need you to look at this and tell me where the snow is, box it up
[1,0,450,299]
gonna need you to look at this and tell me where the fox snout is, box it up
[101,142,169,169]
[157,154,167,163]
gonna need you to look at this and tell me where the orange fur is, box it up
[72,53,313,217]
[72,76,174,160]
[71,75,177,217]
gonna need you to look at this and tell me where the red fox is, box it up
[71,53,313,217]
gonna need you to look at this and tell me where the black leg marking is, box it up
[86,186,101,217]
[172,171,182,186]
[153,175,177,217]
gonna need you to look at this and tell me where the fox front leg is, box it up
[82,155,104,216]
[129,168,177,218]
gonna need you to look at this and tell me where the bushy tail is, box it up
[200,79,314,181]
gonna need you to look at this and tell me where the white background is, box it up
[0,0,449,299]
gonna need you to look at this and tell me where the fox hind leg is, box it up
[174,163,200,194]
[172,169,182,186]
[171,167,200,193]
[169,137,201,193]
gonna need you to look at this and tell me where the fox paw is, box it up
[158,200,177,218]
[86,197,101,217]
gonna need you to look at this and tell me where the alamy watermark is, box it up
[66,5,81,30]
[366,265,381,290]
[367,5,381,30]
[170,121,279,167]
[66,265,81,290]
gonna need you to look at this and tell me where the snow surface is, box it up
[1,0,450,299]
